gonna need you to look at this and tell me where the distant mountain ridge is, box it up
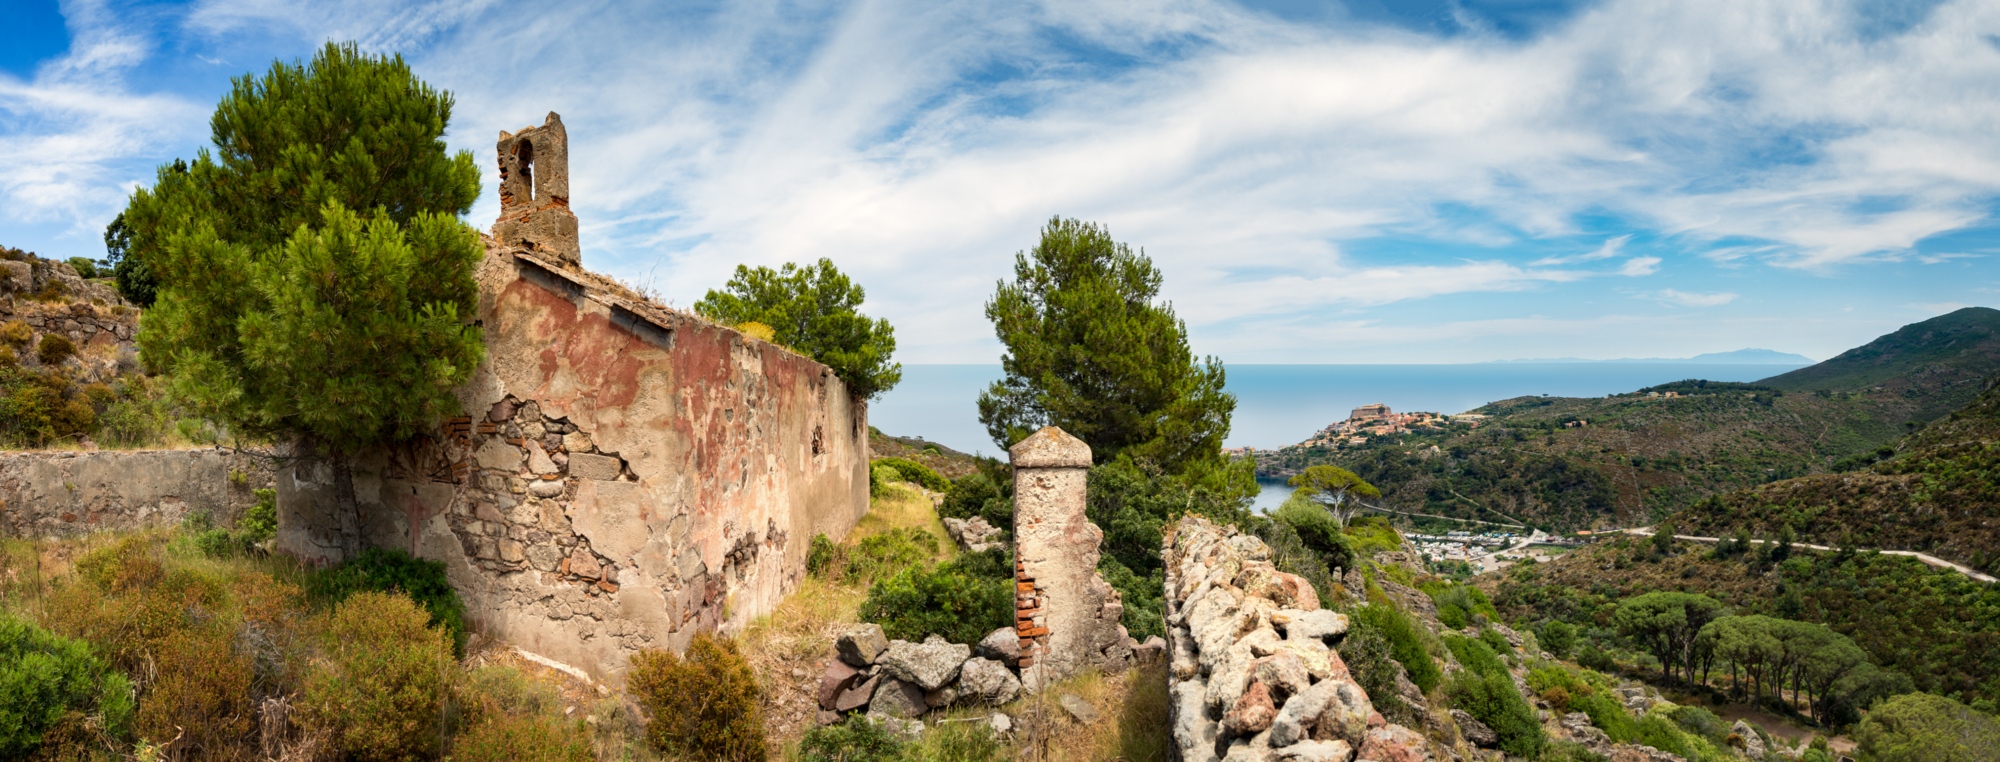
[1256,307,2000,530]
[1487,348,1814,364]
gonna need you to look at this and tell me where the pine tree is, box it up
[121,43,485,556]
[978,216,1238,477]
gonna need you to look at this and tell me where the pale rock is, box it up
[1059,693,1098,724]
[529,479,565,498]
[924,683,960,708]
[957,657,1022,705]
[1270,678,1338,747]
[1312,678,1374,747]
[475,440,523,471]
[499,539,526,563]
[837,624,889,667]
[1283,609,1349,642]
[868,677,928,719]
[526,544,563,572]
[989,712,1012,736]
[878,637,970,691]
[1272,739,1354,762]
[976,627,1022,668]
[527,444,558,475]
[1452,709,1498,748]
[1221,730,1273,762]
[1250,651,1311,702]
[570,452,622,480]
[1173,679,1221,762]
[1731,720,1766,759]
[562,430,593,452]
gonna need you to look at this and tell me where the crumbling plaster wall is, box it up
[277,243,871,683]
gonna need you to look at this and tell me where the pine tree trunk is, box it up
[328,444,362,561]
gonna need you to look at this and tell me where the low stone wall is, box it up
[0,449,277,538]
[1163,516,1433,762]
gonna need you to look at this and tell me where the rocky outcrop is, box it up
[1164,516,1434,762]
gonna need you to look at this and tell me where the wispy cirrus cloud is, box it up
[1,0,1995,363]
[1656,289,1739,307]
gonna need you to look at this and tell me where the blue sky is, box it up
[2,0,1995,363]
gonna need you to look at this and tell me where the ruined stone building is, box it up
[276,113,872,684]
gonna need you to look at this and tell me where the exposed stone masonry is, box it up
[1165,516,1433,762]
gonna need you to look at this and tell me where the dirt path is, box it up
[1711,704,1856,755]
[1620,527,1998,584]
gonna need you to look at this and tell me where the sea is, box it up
[869,363,1810,512]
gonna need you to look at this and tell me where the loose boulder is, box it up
[838,623,890,667]
[868,677,928,719]
[1451,708,1498,748]
[958,657,1023,706]
[878,636,972,692]
[977,627,1023,668]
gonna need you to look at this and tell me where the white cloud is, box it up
[1617,257,1661,277]
[0,0,204,231]
[1656,289,1738,307]
[1533,234,1629,266]
[8,0,2000,361]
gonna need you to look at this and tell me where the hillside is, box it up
[1480,534,2000,709]
[1256,308,2000,531]
[1671,379,2000,575]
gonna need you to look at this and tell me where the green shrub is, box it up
[1444,634,1507,678]
[1447,669,1544,758]
[1344,516,1405,555]
[871,463,902,496]
[301,591,454,762]
[1098,556,1165,640]
[799,715,903,761]
[1538,620,1577,658]
[860,548,1014,644]
[452,714,592,762]
[1854,692,2000,762]
[844,528,941,583]
[628,632,766,761]
[66,257,100,279]
[0,615,132,758]
[135,626,256,760]
[36,334,76,365]
[1537,741,1609,762]
[1341,618,1416,726]
[1254,518,1340,605]
[1423,581,1498,629]
[873,457,951,492]
[808,533,842,578]
[1353,604,1440,692]
[1664,705,1728,745]
[1272,497,1354,572]
[308,547,468,655]
[939,469,1012,528]
[1479,627,1513,658]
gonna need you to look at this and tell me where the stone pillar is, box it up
[1011,426,1132,692]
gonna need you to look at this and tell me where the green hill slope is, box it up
[1256,308,2000,531]
[1672,379,2000,575]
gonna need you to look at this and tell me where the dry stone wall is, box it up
[0,449,276,537]
[1165,516,1434,762]
[0,254,141,386]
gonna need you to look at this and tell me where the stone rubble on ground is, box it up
[942,515,1006,553]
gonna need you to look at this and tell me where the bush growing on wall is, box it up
[627,632,766,762]
[36,333,76,365]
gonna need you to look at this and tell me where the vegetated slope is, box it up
[868,428,987,478]
[1672,379,2000,575]
[1482,537,2000,708]
[1256,308,2000,531]
[1761,306,2000,406]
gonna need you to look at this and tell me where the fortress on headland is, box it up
[272,113,871,684]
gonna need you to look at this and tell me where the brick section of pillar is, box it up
[1011,426,1133,693]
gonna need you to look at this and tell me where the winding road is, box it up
[1620,527,1998,584]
